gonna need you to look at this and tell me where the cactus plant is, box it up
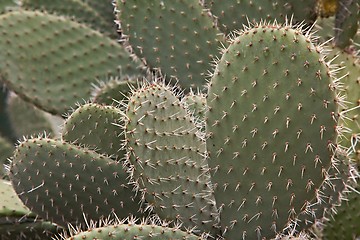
[0,1,358,240]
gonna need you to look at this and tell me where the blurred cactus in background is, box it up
[0,0,359,239]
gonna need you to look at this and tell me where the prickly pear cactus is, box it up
[92,77,137,105]
[1,1,359,239]
[115,0,224,90]
[60,219,204,240]
[0,10,144,114]
[206,22,339,239]
[124,82,219,235]
[10,138,143,227]
[62,103,125,160]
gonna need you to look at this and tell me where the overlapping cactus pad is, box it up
[206,23,339,239]
[10,138,143,227]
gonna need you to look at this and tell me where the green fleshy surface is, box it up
[22,0,117,38]
[62,103,125,160]
[65,223,203,240]
[116,0,224,90]
[334,0,359,48]
[206,24,337,239]
[0,10,144,115]
[7,95,53,138]
[0,136,13,178]
[125,82,219,235]
[322,184,360,239]
[10,138,143,227]
[0,219,59,240]
[92,77,137,106]
[0,179,32,218]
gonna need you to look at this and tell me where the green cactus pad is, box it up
[125,82,219,235]
[10,138,142,227]
[92,77,138,106]
[115,0,224,90]
[0,220,59,240]
[0,179,32,218]
[294,151,350,229]
[0,10,144,115]
[7,95,54,139]
[81,0,118,38]
[205,0,317,35]
[62,103,125,160]
[322,184,360,239]
[22,0,117,38]
[334,0,359,48]
[63,221,203,240]
[183,91,207,122]
[0,136,13,178]
[329,47,360,161]
[206,23,338,239]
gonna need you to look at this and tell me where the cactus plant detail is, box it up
[115,0,224,90]
[124,82,219,235]
[10,138,143,227]
[62,103,126,160]
[0,10,144,115]
[0,1,359,239]
[206,22,340,239]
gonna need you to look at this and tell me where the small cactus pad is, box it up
[7,95,54,138]
[322,184,360,239]
[63,221,203,240]
[0,10,144,115]
[334,0,359,48]
[0,179,32,218]
[125,82,219,235]
[115,0,224,90]
[205,0,317,34]
[206,23,338,239]
[0,136,13,178]
[22,0,117,38]
[10,138,142,227]
[62,103,125,160]
[92,77,137,105]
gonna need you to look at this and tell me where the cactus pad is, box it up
[92,77,137,106]
[62,220,203,240]
[0,179,32,218]
[125,82,218,235]
[22,0,117,38]
[10,138,142,227]
[322,184,360,239]
[62,103,125,160]
[334,0,359,48]
[206,23,338,239]
[0,10,143,114]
